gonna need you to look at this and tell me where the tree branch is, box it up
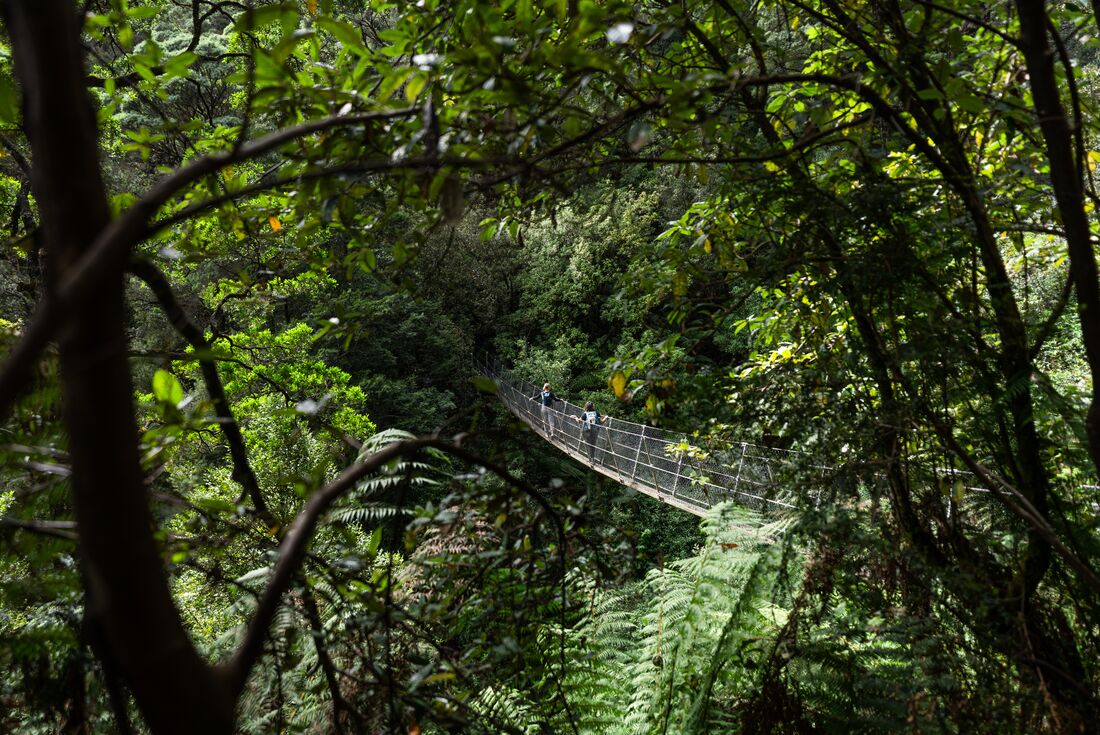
[1029,270,1075,361]
[1,3,232,730]
[129,259,274,526]
[301,584,361,734]
[219,431,573,705]
[85,0,219,89]
[219,435,446,696]
[930,417,1100,595]
[0,106,418,422]
[0,517,78,540]
[1015,0,1100,481]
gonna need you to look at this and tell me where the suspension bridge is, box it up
[482,359,815,517]
[482,360,1004,521]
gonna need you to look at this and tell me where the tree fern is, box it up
[467,685,542,734]
[554,503,786,734]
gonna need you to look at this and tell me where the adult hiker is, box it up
[573,400,608,461]
[532,382,562,437]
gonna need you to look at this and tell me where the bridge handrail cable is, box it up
[480,357,804,515]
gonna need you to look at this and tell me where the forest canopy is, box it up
[1,0,1099,733]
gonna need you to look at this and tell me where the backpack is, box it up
[583,410,599,429]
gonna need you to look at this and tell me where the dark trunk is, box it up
[1016,0,1100,482]
[1009,5,1100,724]
[60,649,86,735]
[2,2,232,732]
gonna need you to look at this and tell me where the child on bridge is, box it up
[574,401,608,461]
[532,382,562,438]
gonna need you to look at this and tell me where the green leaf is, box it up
[375,68,413,102]
[0,72,20,126]
[316,17,364,51]
[193,496,236,514]
[234,2,296,32]
[152,369,184,405]
[954,93,985,114]
[126,7,161,20]
[118,24,134,51]
[470,375,498,394]
[272,29,315,63]
[133,62,157,83]
[516,0,532,27]
[479,218,497,242]
[366,526,382,557]
[405,72,427,103]
[163,52,199,76]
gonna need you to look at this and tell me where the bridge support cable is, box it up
[479,358,1011,527]
[479,357,801,517]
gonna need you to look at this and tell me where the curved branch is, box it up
[219,432,573,709]
[909,0,1022,46]
[1029,271,1074,361]
[932,418,1100,595]
[129,259,274,526]
[219,435,445,697]
[0,106,418,422]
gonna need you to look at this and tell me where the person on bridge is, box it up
[573,401,608,461]
[532,382,562,438]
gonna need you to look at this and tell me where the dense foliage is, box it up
[0,0,1099,733]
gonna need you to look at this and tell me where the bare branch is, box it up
[908,0,1022,46]
[85,0,221,89]
[0,517,78,540]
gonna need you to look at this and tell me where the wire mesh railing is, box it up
[480,357,809,516]
[478,358,1055,526]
